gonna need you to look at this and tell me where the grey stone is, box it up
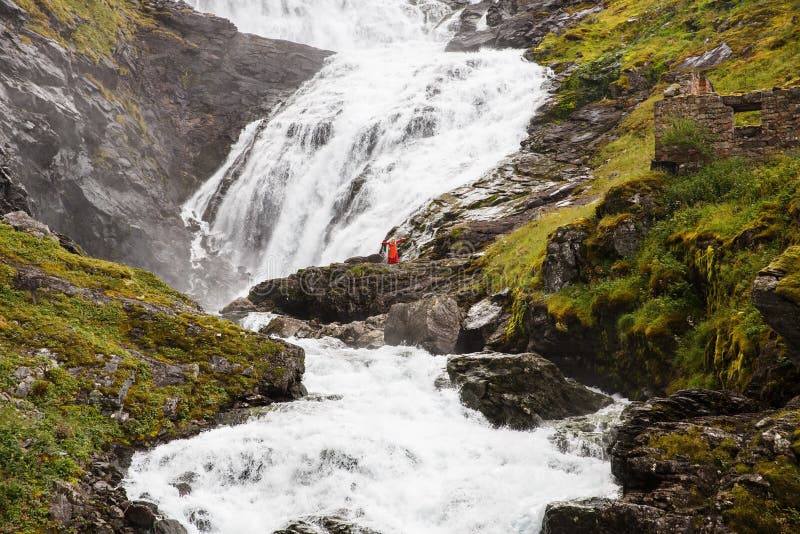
[124,501,158,529]
[2,210,56,240]
[274,515,382,534]
[678,42,733,70]
[663,83,681,98]
[541,223,589,293]
[753,267,800,351]
[384,296,462,355]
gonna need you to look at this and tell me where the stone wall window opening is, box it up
[734,109,762,128]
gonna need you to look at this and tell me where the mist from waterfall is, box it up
[182,0,549,311]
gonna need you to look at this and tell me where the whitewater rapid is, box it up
[125,332,622,534]
[132,4,623,532]
[182,0,550,310]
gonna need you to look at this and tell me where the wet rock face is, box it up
[541,222,589,293]
[0,149,31,216]
[384,295,463,355]
[544,389,800,534]
[0,1,329,292]
[753,268,800,350]
[446,352,612,429]
[446,0,602,53]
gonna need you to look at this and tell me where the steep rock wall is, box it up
[0,0,330,293]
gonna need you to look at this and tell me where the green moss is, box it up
[724,485,787,534]
[533,0,800,96]
[0,224,190,307]
[648,426,738,465]
[546,52,622,119]
[488,150,800,395]
[769,246,800,304]
[14,0,155,63]
[0,223,289,531]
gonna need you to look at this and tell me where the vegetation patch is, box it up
[0,224,290,532]
[13,0,155,63]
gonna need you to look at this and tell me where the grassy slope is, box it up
[479,4,800,528]
[0,224,289,532]
[12,0,154,62]
[482,0,800,394]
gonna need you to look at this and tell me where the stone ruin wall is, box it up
[654,86,800,168]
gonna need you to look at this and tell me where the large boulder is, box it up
[244,258,473,323]
[384,296,462,355]
[543,498,691,534]
[446,352,612,429]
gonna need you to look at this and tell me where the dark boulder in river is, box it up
[447,352,612,429]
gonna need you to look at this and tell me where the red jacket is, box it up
[381,239,406,264]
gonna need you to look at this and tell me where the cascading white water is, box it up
[182,0,550,310]
[125,334,623,534]
[137,4,623,532]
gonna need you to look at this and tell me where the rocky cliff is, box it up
[0,0,329,293]
[544,389,800,534]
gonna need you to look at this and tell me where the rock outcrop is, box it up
[752,250,800,350]
[240,257,475,323]
[541,221,590,293]
[0,146,32,215]
[384,296,462,355]
[543,389,800,534]
[393,97,631,264]
[447,352,611,429]
[0,0,329,292]
[446,0,602,53]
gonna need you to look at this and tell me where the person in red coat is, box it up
[381,238,406,264]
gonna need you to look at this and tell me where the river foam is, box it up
[124,336,621,533]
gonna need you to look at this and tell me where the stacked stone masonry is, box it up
[654,86,800,168]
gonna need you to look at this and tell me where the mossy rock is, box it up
[0,223,302,531]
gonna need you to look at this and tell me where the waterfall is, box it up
[181,0,550,311]
[125,336,623,534]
